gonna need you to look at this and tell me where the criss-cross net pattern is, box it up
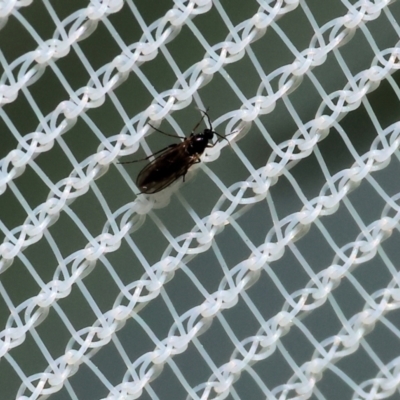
[1,0,400,399]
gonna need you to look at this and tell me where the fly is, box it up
[119,109,229,194]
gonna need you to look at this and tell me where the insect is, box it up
[119,109,229,194]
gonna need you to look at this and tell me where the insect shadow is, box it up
[118,109,230,194]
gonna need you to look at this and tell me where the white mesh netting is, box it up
[1,0,400,399]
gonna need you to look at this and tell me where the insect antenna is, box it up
[199,107,212,130]
[191,107,210,134]
[198,108,233,144]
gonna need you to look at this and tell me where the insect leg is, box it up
[181,153,202,183]
[182,167,190,182]
[118,144,178,164]
[148,123,186,139]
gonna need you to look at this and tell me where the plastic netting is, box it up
[1,0,400,399]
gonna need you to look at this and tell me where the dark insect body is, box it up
[119,110,228,194]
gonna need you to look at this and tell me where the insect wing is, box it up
[137,143,195,194]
